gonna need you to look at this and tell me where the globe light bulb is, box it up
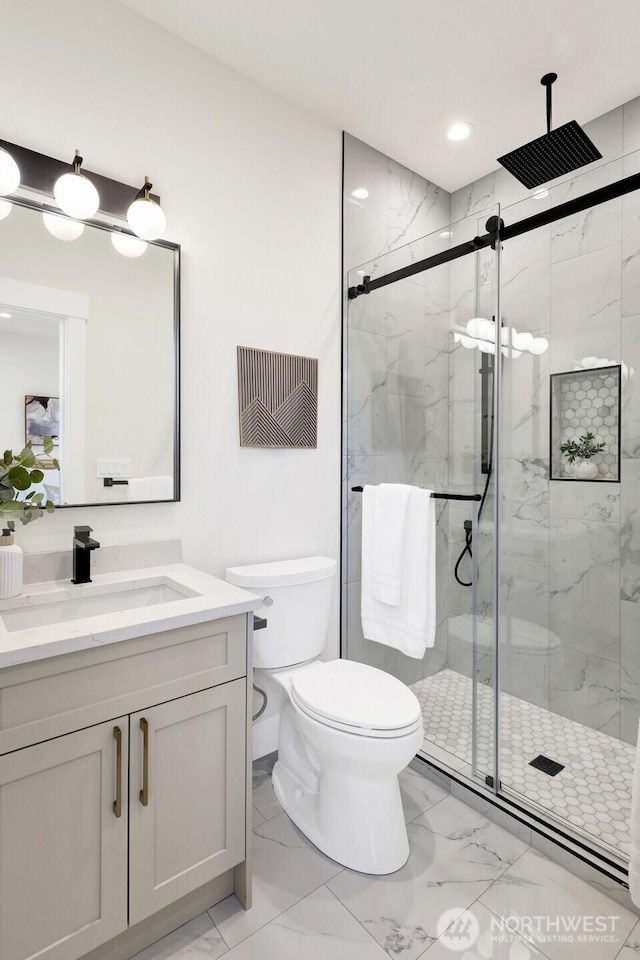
[0,147,20,195]
[460,336,477,349]
[42,212,84,241]
[0,199,12,220]
[53,153,99,219]
[529,337,549,355]
[110,232,148,258]
[512,331,534,351]
[127,177,166,241]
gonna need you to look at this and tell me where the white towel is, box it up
[361,484,436,659]
[128,476,174,501]
[630,719,640,906]
[368,483,412,605]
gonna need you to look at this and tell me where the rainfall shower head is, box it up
[497,73,602,190]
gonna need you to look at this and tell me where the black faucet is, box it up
[72,525,101,584]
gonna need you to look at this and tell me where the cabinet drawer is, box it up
[0,616,247,754]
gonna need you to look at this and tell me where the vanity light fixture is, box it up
[0,146,20,196]
[447,122,473,142]
[110,232,148,258]
[127,177,166,241]
[53,151,100,220]
[42,211,84,241]
[0,199,12,220]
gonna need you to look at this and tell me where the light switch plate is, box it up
[96,459,132,479]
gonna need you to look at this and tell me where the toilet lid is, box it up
[291,659,422,733]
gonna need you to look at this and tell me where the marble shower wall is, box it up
[451,95,640,744]
[342,133,452,686]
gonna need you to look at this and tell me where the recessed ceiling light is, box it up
[447,122,473,142]
[533,188,549,199]
[351,187,369,199]
[0,311,11,318]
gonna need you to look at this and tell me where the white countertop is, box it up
[0,564,260,669]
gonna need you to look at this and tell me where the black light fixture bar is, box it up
[0,138,160,219]
[348,168,640,300]
[351,485,481,502]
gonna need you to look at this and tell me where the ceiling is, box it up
[119,0,640,191]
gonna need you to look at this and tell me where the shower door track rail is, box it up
[347,168,640,299]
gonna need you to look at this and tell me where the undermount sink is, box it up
[0,579,196,633]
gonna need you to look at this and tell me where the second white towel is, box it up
[361,483,436,659]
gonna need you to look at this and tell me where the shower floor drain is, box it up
[529,754,565,777]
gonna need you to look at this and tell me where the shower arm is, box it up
[542,72,558,135]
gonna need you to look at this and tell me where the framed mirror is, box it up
[0,197,179,506]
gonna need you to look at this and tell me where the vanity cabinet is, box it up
[0,719,129,960]
[0,614,252,960]
[129,681,246,924]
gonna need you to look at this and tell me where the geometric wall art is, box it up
[237,346,318,448]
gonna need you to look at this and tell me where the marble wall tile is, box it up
[624,96,640,155]
[386,282,426,396]
[501,219,551,336]
[386,393,425,485]
[550,479,621,523]
[451,172,496,224]
[344,454,386,583]
[343,133,389,218]
[346,328,387,456]
[550,244,622,374]
[425,348,449,458]
[623,150,640,318]
[621,599,640,745]
[549,646,620,736]
[499,576,550,710]
[621,458,640,603]
[549,518,620,661]
[425,262,451,353]
[500,351,550,461]
[344,580,386,670]
[501,458,550,584]
[343,197,389,272]
[551,161,623,264]
[346,282,387,336]
[582,105,625,168]
[388,158,443,249]
[622,315,640,457]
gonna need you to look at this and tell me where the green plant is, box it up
[560,431,606,464]
[0,438,58,526]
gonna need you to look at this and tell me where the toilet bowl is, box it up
[225,556,423,875]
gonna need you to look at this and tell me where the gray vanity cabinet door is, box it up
[0,719,129,960]
[128,680,246,925]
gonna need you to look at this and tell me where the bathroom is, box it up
[1,1,640,958]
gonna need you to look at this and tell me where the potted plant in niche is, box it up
[0,438,57,599]
[559,431,605,480]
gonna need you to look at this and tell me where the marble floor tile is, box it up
[221,885,388,960]
[399,763,448,824]
[252,753,282,822]
[131,912,227,960]
[209,813,344,948]
[327,795,527,960]
[619,920,640,958]
[422,901,547,959]
[252,806,266,828]
[479,848,637,960]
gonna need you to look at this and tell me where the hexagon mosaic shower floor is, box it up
[411,668,633,856]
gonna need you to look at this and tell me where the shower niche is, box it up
[550,365,621,481]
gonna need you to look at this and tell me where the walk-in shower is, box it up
[342,121,640,882]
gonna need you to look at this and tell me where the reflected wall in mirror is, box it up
[0,200,179,506]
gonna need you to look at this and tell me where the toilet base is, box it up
[272,719,420,875]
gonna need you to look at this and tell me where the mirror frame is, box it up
[1,194,181,507]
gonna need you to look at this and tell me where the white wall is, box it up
[0,0,342,655]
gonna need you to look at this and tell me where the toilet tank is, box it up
[225,556,336,669]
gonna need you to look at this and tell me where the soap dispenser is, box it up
[0,527,23,600]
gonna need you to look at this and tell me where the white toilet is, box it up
[225,556,423,875]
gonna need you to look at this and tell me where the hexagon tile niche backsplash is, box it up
[550,365,620,481]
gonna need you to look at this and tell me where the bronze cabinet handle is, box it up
[140,717,149,806]
[113,726,122,818]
